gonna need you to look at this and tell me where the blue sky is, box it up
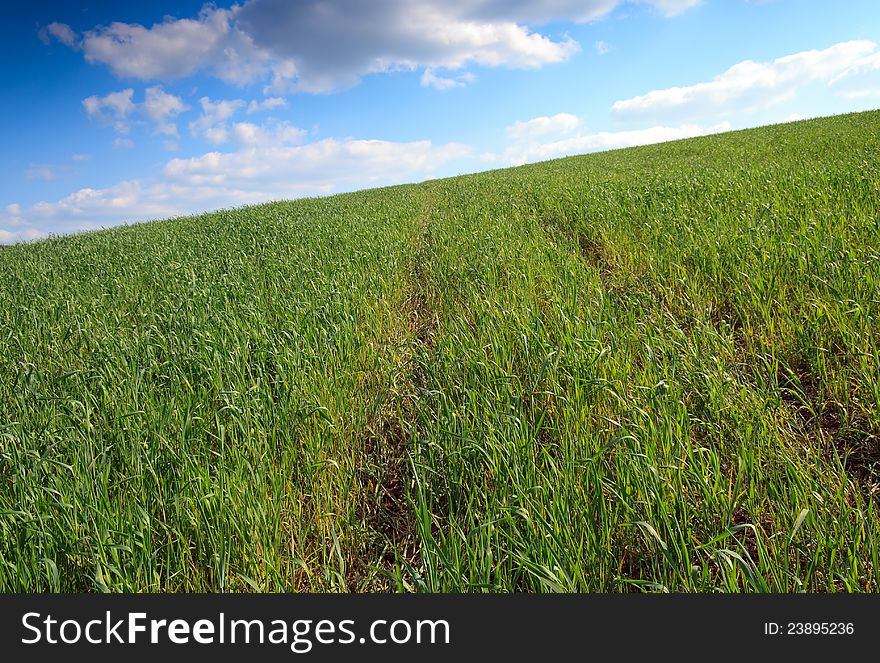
[2,0,880,242]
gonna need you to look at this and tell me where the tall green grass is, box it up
[0,188,425,590]
[2,111,878,591]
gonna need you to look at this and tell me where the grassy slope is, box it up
[1,111,878,591]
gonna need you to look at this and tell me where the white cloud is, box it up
[71,153,91,161]
[239,2,581,92]
[84,87,190,142]
[53,1,697,93]
[497,114,730,165]
[594,40,610,55]
[507,113,582,139]
[79,6,247,81]
[82,88,136,134]
[420,68,476,90]
[3,134,471,242]
[142,86,189,136]
[612,40,877,120]
[189,97,247,144]
[113,137,135,150]
[163,137,471,190]
[829,51,880,99]
[246,97,288,113]
[38,22,79,48]
[228,120,307,147]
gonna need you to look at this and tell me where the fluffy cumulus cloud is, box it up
[143,86,190,136]
[77,91,287,150]
[234,0,581,92]
[79,6,247,81]
[494,113,729,165]
[612,40,878,120]
[83,87,190,138]
[82,89,136,134]
[1,131,471,242]
[189,97,248,144]
[43,1,698,93]
[38,22,79,48]
[186,102,305,148]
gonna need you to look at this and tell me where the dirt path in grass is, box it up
[350,189,438,590]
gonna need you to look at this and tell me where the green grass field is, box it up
[1,111,878,592]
